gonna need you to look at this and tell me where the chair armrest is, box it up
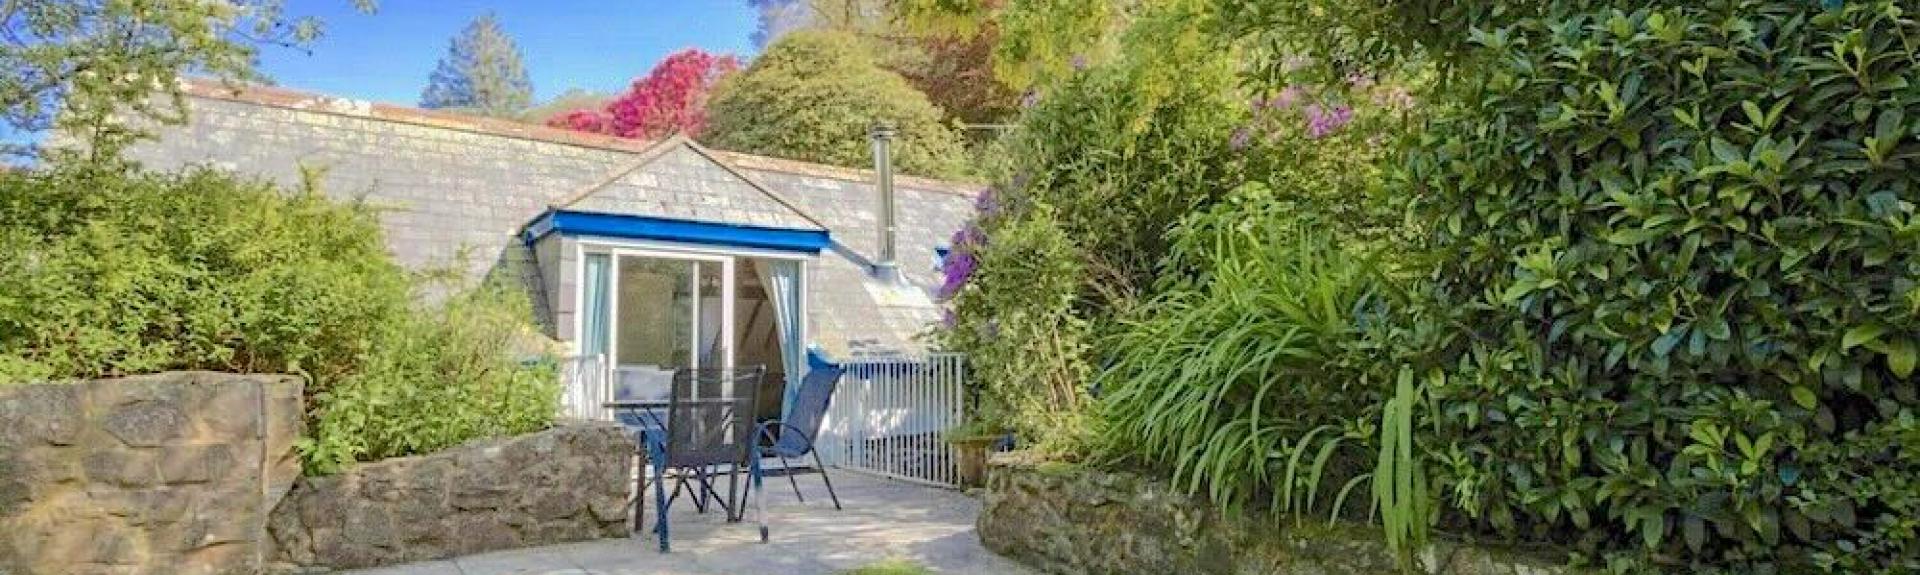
[751,419,818,447]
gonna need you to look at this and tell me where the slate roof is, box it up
[551,135,828,232]
[124,79,984,361]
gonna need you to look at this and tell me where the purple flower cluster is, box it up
[939,223,988,300]
[1070,54,1088,71]
[1303,104,1353,139]
[938,250,976,300]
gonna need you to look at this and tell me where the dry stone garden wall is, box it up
[266,422,632,571]
[0,372,304,575]
[0,372,634,574]
[979,454,1572,575]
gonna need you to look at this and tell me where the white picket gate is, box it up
[816,353,969,488]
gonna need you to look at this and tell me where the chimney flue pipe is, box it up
[869,121,900,284]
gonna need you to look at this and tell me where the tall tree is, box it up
[704,30,971,178]
[744,0,1019,125]
[748,0,888,47]
[1,0,375,159]
[419,13,531,117]
[893,0,1136,92]
[548,49,739,140]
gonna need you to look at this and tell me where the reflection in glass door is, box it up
[606,251,733,401]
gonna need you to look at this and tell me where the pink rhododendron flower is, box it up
[549,48,739,140]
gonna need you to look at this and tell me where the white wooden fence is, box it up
[816,353,969,488]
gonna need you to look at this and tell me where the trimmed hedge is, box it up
[1404,2,1920,571]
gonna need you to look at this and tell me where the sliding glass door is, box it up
[590,250,733,401]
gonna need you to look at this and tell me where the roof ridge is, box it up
[176,78,986,197]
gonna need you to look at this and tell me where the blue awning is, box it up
[523,209,831,254]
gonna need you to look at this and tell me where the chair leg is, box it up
[632,452,647,535]
[648,443,671,553]
[750,444,769,543]
[810,449,842,511]
[693,467,711,513]
[726,462,742,523]
[776,454,805,503]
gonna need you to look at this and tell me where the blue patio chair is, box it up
[747,364,845,542]
[628,367,765,553]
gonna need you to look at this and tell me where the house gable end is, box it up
[555,137,827,232]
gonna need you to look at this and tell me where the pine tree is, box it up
[420,13,532,117]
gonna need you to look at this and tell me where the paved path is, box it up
[345,472,1034,575]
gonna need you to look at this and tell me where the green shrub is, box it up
[0,163,559,474]
[939,204,1096,455]
[987,1,1244,303]
[940,1,1245,449]
[705,29,973,179]
[0,163,410,383]
[1401,2,1920,571]
[948,0,1418,460]
[300,281,559,474]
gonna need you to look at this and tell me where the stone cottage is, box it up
[125,79,982,416]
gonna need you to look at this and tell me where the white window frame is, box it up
[570,236,815,378]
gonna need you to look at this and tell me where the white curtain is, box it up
[579,253,614,419]
[756,258,806,416]
[581,253,613,358]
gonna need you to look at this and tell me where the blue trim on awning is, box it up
[522,209,830,254]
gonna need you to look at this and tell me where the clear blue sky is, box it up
[260,1,762,105]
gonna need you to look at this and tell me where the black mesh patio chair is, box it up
[747,364,845,542]
[636,366,764,553]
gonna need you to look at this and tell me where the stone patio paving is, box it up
[343,472,1035,575]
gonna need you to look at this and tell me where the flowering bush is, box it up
[942,0,1416,460]
[547,48,739,139]
[937,203,1094,455]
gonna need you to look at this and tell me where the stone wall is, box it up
[266,422,632,571]
[979,454,1570,575]
[0,372,304,575]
